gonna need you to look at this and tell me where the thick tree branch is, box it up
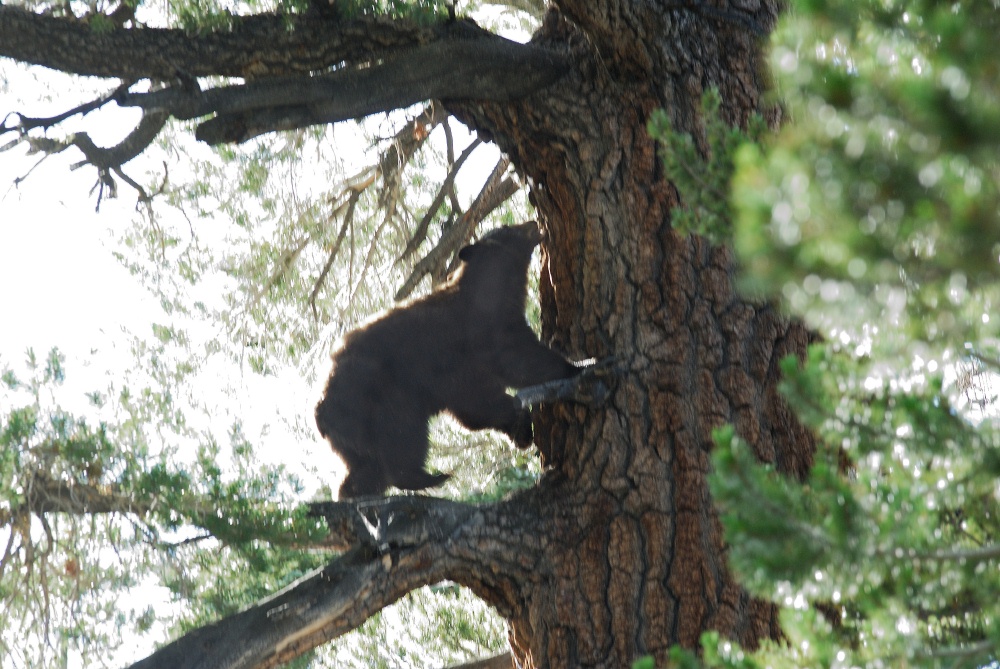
[0,5,433,79]
[115,36,568,144]
[129,496,534,669]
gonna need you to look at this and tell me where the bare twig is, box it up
[399,137,482,261]
[310,190,359,324]
[394,156,517,300]
[1,81,132,137]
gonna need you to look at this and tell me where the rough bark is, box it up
[0,5,431,79]
[447,4,815,665]
[3,2,819,668]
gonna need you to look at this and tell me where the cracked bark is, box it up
[119,34,568,144]
[445,4,813,664]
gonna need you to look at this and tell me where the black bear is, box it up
[315,220,580,499]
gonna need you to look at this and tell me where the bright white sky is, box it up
[0,160,157,355]
[0,67,337,668]
[0,83,332,482]
[1,62,159,359]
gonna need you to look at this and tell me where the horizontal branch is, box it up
[0,5,432,79]
[117,36,568,144]
[2,475,152,525]
[129,495,534,669]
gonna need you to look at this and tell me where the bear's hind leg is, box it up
[391,468,452,491]
[338,456,389,499]
[382,408,450,492]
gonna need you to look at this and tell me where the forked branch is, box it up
[5,108,168,207]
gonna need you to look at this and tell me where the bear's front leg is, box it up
[515,356,621,408]
[447,386,534,449]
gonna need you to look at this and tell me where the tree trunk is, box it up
[448,5,816,666]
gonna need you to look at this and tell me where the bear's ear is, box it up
[458,244,477,262]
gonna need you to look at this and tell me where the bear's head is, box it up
[458,220,542,261]
[456,221,542,311]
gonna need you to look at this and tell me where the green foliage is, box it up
[0,350,326,666]
[713,345,1000,666]
[648,89,766,244]
[642,630,764,669]
[732,0,1000,350]
[331,0,446,21]
[170,0,236,34]
[712,0,1000,666]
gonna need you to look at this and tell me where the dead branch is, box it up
[10,108,169,206]
[399,137,482,261]
[304,103,445,323]
[309,191,358,324]
[0,81,132,138]
[128,495,527,669]
[379,103,449,177]
[395,156,517,300]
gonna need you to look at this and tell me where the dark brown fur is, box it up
[315,221,578,499]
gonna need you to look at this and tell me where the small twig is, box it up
[310,191,358,323]
[394,156,516,300]
[399,137,481,261]
[247,235,310,316]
